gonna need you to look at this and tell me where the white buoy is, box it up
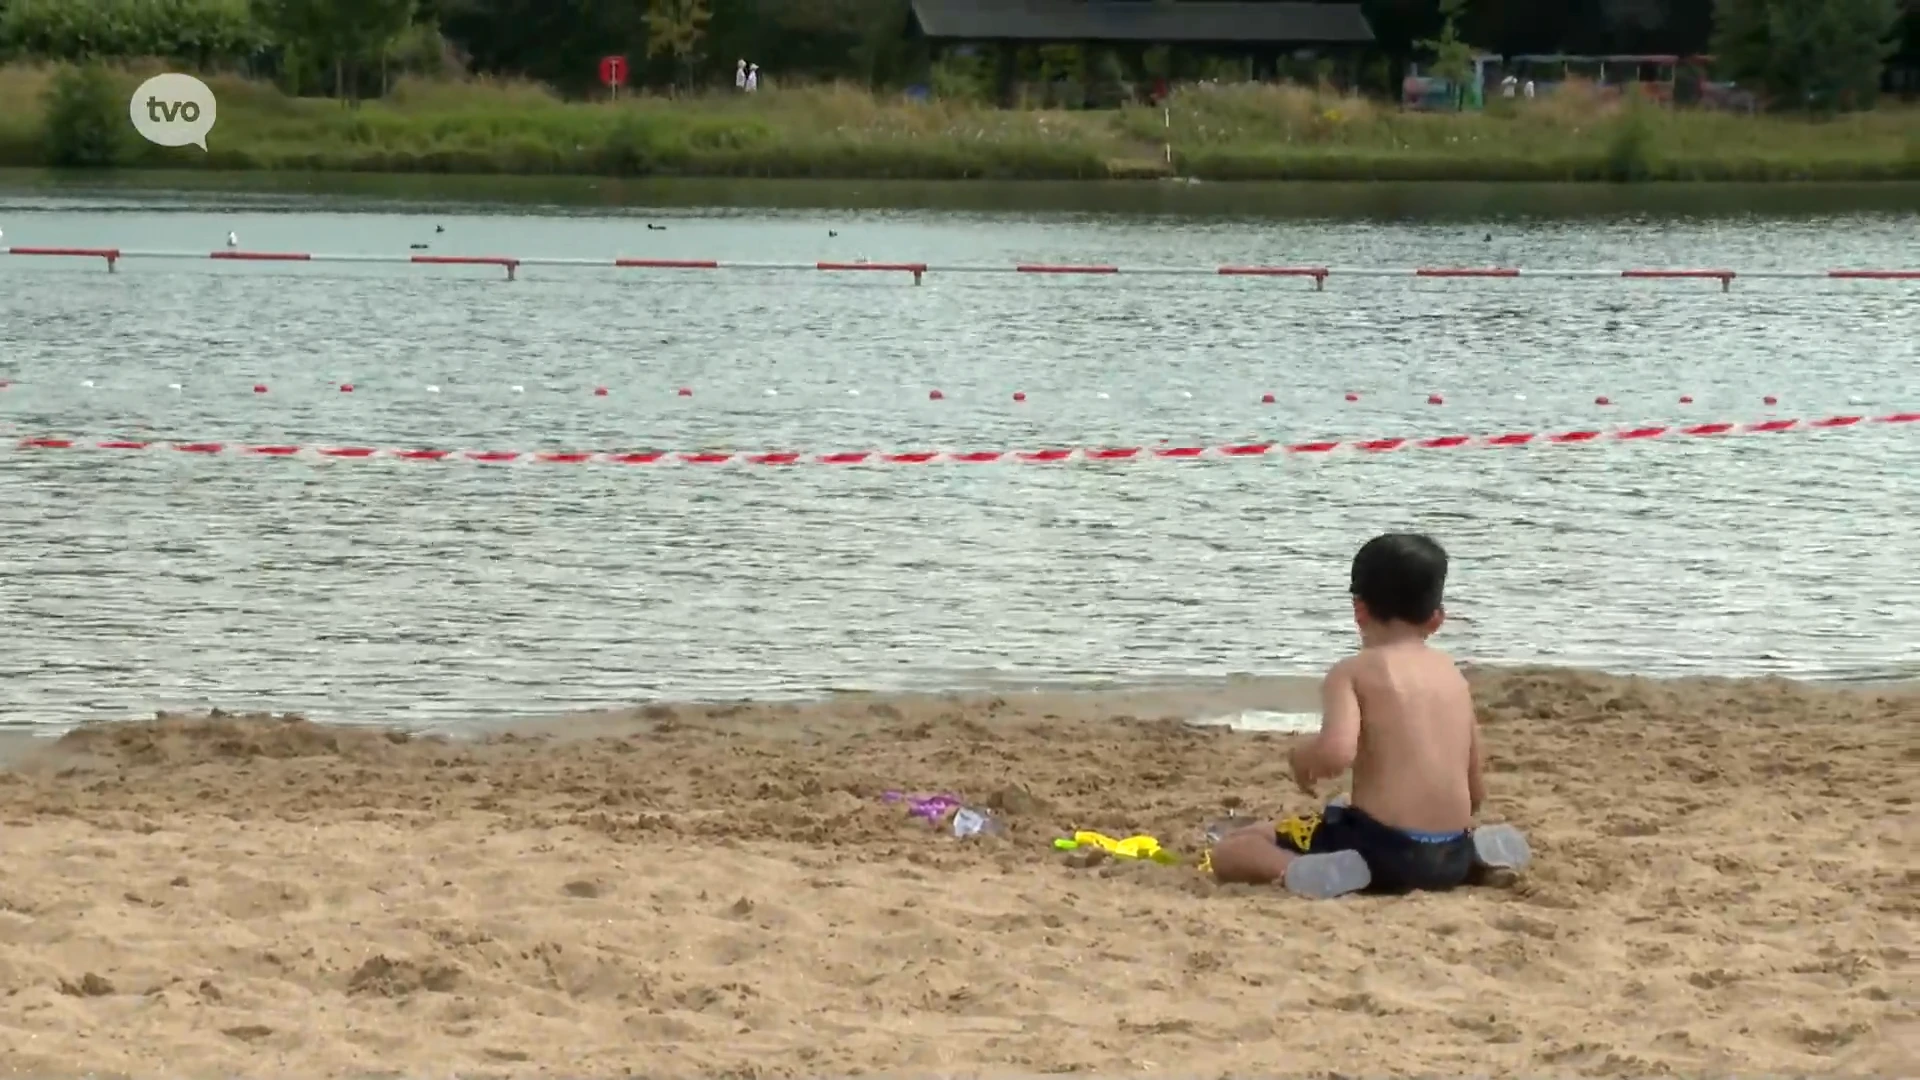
[426,385,440,393]
[1096,392,1110,400]
[82,379,94,388]
[1180,391,1193,399]
[510,385,524,393]
[167,383,181,391]
[226,231,237,247]
[764,388,777,396]
[847,389,860,396]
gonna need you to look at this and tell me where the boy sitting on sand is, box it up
[1210,532,1494,895]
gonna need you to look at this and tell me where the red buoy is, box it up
[1261,393,1276,404]
[1427,393,1444,405]
[594,387,609,397]
[929,389,944,400]
[676,387,692,397]
[1595,395,1612,406]
[1012,391,1026,402]
[253,384,267,394]
[1344,392,1359,402]
[339,383,354,393]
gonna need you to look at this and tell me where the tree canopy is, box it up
[0,0,1912,105]
[1710,0,1903,108]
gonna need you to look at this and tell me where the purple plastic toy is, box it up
[881,790,962,823]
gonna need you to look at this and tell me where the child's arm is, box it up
[1467,714,1486,815]
[1291,659,1361,793]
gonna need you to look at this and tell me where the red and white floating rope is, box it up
[12,412,1915,467]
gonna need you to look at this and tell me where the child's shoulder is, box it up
[1351,640,1455,663]
[1352,642,1466,685]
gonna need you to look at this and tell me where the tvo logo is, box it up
[129,73,217,150]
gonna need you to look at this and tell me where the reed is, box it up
[1,64,1915,181]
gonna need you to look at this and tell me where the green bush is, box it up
[42,62,126,166]
[1604,92,1656,182]
[0,0,264,66]
[929,55,991,103]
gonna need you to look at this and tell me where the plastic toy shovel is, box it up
[1053,830,1181,865]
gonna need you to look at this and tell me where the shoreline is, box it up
[1,665,1910,1075]
[4,665,1917,751]
[8,147,1915,186]
[15,156,1920,185]
[5,67,1919,185]
[10,169,1920,223]
[0,675,1332,758]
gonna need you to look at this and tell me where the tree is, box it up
[253,0,416,99]
[645,0,711,88]
[342,0,419,96]
[1418,0,1478,109]
[251,0,332,93]
[42,63,125,167]
[438,0,649,95]
[1710,0,1902,110]
[759,0,909,85]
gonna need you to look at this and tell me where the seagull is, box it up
[435,225,445,234]
[410,243,428,250]
[647,223,666,231]
[226,231,238,247]
[828,230,838,237]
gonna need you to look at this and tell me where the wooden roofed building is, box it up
[906,0,1377,105]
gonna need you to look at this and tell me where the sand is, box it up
[0,668,1913,1078]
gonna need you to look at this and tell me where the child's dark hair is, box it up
[1350,533,1448,624]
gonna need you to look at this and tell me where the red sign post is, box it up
[599,55,627,99]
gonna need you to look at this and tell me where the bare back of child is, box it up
[1210,533,1487,894]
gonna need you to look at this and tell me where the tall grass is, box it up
[1149,82,1920,181]
[2,64,1916,181]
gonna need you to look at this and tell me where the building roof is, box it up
[910,0,1375,45]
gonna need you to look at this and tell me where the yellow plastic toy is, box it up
[1052,830,1181,865]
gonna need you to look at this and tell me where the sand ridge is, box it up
[0,668,1913,1077]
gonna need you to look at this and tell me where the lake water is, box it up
[2,173,1917,732]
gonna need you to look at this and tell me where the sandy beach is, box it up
[0,668,1912,1078]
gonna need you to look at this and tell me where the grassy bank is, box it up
[3,63,1919,182]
